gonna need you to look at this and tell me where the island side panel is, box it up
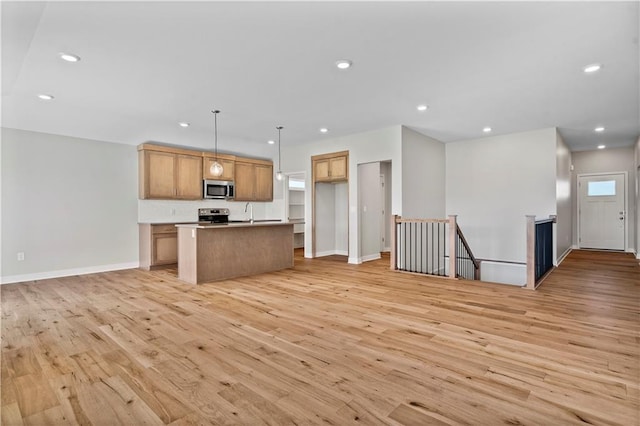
[177,227,198,284]
[195,224,294,283]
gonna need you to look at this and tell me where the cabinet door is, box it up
[234,162,256,200]
[254,164,273,201]
[329,156,347,180]
[203,157,235,181]
[153,234,178,265]
[146,151,176,198]
[314,159,330,181]
[175,154,203,199]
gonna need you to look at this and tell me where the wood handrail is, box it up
[395,218,450,224]
[456,226,480,271]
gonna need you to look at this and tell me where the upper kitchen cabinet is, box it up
[235,157,273,201]
[312,150,349,182]
[203,153,235,181]
[138,144,203,200]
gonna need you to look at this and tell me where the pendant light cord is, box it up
[277,126,283,172]
[212,110,220,160]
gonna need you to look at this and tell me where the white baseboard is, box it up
[557,247,572,265]
[361,253,381,262]
[347,253,382,264]
[315,250,348,257]
[1,261,139,285]
[477,261,526,286]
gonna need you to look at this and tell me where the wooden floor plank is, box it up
[1,249,638,425]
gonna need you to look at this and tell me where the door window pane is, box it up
[588,180,616,196]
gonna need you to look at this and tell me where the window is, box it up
[289,178,305,190]
[588,180,616,196]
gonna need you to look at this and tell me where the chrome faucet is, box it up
[244,202,254,223]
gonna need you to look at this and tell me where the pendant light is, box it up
[276,126,283,181]
[210,110,224,177]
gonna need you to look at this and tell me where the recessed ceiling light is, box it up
[597,145,606,149]
[583,63,602,74]
[594,126,605,132]
[178,122,190,128]
[267,140,275,145]
[59,52,81,62]
[483,127,492,133]
[319,128,329,133]
[417,105,428,112]
[38,94,54,100]
[335,60,352,70]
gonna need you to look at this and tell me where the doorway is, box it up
[357,161,392,262]
[578,172,626,250]
[285,172,306,250]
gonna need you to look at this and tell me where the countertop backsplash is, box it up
[138,199,285,224]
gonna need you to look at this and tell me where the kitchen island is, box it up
[175,222,294,284]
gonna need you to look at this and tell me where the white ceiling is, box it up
[2,1,639,155]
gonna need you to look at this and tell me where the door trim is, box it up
[577,171,628,251]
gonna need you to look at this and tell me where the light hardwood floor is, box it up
[1,250,638,425]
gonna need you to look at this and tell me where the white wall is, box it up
[281,124,449,263]
[315,183,336,255]
[401,127,446,218]
[1,128,139,283]
[381,161,392,251]
[282,126,402,262]
[556,131,572,260]
[571,146,636,252]
[138,198,284,224]
[636,137,640,258]
[334,182,349,255]
[358,162,381,261]
[313,182,348,256]
[446,128,558,285]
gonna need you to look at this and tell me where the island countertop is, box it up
[177,221,295,284]
[176,221,294,229]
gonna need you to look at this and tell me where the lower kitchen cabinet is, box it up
[139,223,179,270]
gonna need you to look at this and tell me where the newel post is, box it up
[390,215,399,270]
[525,215,536,290]
[448,215,457,279]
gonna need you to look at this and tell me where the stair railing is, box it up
[391,214,480,280]
[525,215,555,289]
[455,224,481,280]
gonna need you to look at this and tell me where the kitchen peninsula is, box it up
[176,222,294,284]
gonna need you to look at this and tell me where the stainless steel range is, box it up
[198,208,230,224]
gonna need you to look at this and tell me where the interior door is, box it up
[578,173,625,250]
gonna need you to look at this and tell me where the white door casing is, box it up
[578,173,626,250]
[380,174,386,251]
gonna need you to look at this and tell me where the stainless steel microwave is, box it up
[203,180,234,200]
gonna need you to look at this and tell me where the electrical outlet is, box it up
[17,252,25,261]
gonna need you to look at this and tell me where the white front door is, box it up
[578,173,626,250]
